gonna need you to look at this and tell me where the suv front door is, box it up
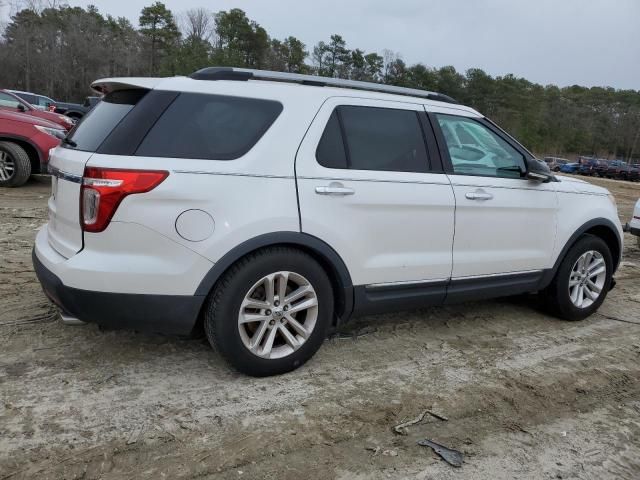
[431,110,557,287]
[296,97,455,308]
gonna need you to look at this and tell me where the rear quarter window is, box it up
[135,93,283,160]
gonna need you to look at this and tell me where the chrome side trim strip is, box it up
[366,270,544,290]
[366,278,450,289]
[452,270,543,281]
[48,165,82,184]
[173,170,293,180]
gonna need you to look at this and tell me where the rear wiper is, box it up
[62,137,77,148]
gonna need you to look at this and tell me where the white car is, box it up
[624,199,640,247]
[33,68,623,376]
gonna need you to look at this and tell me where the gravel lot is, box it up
[1,175,639,479]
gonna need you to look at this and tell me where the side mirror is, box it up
[526,157,558,183]
[17,104,26,112]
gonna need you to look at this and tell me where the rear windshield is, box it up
[65,89,147,152]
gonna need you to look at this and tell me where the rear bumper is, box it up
[32,248,205,336]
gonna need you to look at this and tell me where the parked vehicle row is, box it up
[0,89,75,131]
[546,156,640,181]
[6,89,100,120]
[0,109,63,186]
[543,157,570,171]
[32,68,622,376]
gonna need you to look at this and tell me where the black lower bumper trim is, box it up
[624,223,640,236]
[32,249,205,335]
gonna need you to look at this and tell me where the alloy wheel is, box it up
[0,150,15,181]
[568,250,606,308]
[238,271,318,359]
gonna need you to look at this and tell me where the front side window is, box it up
[435,114,525,178]
[316,105,429,173]
[37,96,53,108]
[136,93,283,160]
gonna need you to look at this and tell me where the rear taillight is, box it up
[81,167,168,233]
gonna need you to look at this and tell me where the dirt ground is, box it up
[1,175,639,480]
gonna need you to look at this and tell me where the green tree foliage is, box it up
[211,8,269,68]
[0,4,638,160]
[139,2,180,75]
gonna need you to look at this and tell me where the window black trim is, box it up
[429,112,534,179]
[419,111,443,173]
[97,90,179,156]
[336,107,352,168]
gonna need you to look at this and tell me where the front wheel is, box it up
[203,247,334,376]
[542,235,612,321]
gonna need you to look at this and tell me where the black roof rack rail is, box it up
[190,67,458,104]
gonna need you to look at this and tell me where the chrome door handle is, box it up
[465,192,493,201]
[315,183,355,196]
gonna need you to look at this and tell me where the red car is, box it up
[0,89,75,131]
[0,109,64,187]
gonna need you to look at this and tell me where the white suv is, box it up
[33,68,623,376]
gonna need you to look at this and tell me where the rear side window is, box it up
[14,92,37,104]
[135,93,283,160]
[66,89,147,152]
[316,106,429,173]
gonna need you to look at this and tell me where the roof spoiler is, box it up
[90,77,165,95]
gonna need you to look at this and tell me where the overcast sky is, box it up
[6,0,640,89]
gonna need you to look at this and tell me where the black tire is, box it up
[0,141,31,187]
[203,247,334,376]
[542,234,613,321]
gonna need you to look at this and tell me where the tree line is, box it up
[0,1,638,160]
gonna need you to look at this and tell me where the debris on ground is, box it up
[365,446,381,456]
[417,438,463,467]
[393,407,448,435]
[332,326,378,340]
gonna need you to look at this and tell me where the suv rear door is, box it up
[296,97,455,301]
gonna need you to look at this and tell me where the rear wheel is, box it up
[0,141,31,187]
[203,247,334,376]
[542,235,612,320]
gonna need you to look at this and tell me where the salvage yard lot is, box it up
[1,175,639,479]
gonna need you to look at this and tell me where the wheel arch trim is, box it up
[539,217,622,289]
[194,232,354,322]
